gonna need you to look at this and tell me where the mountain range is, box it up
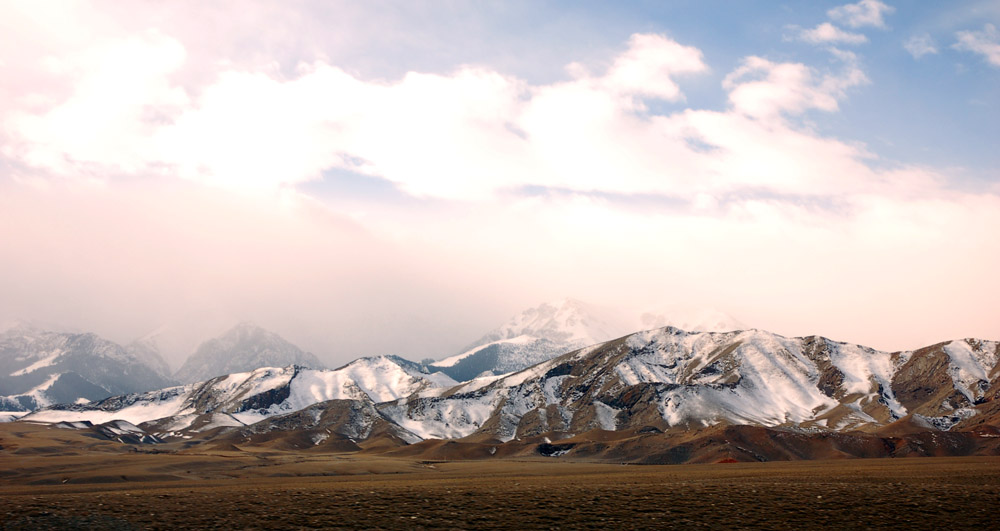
[428,298,744,381]
[16,324,1000,463]
[0,324,176,415]
[0,322,324,417]
[0,300,738,418]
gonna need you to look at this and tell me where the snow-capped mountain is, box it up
[174,323,325,384]
[0,325,176,412]
[430,298,629,381]
[24,355,456,441]
[385,328,1000,441]
[15,325,1000,463]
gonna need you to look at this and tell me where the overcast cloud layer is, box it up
[1,1,998,367]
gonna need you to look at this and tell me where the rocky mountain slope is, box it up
[0,325,176,412]
[17,325,1000,463]
[429,299,746,382]
[388,328,999,442]
[173,323,325,383]
[24,355,455,442]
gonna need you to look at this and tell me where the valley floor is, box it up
[2,448,999,529]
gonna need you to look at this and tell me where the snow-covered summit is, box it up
[469,298,627,351]
[430,299,629,382]
[388,330,1000,442]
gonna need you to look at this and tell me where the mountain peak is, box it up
[0,328,176,412]
[480,298,627,349]
[226,321,269,336]
[174,324,324,383]
[430,299,629,382]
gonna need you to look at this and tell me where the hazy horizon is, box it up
[2,1,998,368]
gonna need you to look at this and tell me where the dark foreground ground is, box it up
[2,455,999,530]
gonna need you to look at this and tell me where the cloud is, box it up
[722,54,867,119]
[904,34,938,59]
[953,24,1000,67]
[3,32,707,200]
[4,29,883,203]
[4,30,188,177]
[795,22,868,45]
[601,33,708,101]
[827,0,895,29]
[1,5,998,360]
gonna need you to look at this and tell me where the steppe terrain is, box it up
[2,423,999,530]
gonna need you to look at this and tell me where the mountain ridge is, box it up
[429,299,747,382]
[0,326,176,412]
[15,324,1000,464]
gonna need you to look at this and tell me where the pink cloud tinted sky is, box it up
[1,1,998,366]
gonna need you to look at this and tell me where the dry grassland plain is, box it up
[1,423,999,529]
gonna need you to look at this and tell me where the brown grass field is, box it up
[2,422,999,529]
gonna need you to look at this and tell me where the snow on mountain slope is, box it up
[23,356,456,435]
[942,339,999,404]
[9,350,63,377]
[0,325,177,413]
[430,299,750,383]
[332,355,457,403]
[15,324,1000,451]
[383,329,1000,442]
[430,299,630,382]
[469,298,627,349]
[174,323,325,384]
[434,335,537,368]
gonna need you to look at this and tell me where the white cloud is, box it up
[904,34,938,59]
[2,8,999,357]
[953,24,1000,67]
[0,28,907,206]
[3,32,712,200]
[796,22,868,45]
[4,30,188,177]
[828,0,895,29]
[601,33,707,101]
[722,55,867,119]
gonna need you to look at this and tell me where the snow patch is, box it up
[593,401,620,430]
[0,411,29,423]
[9,350,63,376]
[433,335,536,368]
[943,340,997,403]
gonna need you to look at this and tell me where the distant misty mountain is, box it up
[125,336,174,379]
[430,299,745,382]
[430,298,628,382]
[173,323,325,384]
[0,325,176,412]
[636,307,744,334]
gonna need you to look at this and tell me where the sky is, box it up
[1,0,998,368]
